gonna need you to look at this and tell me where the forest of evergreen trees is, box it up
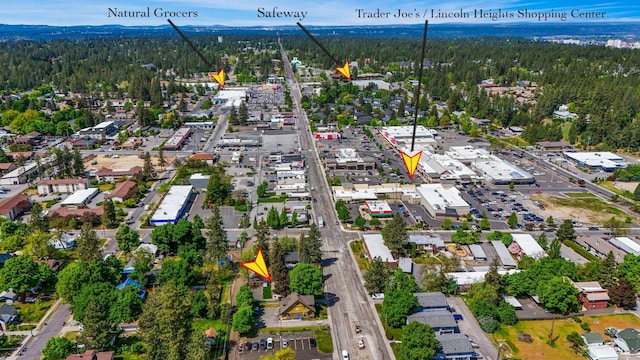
[2,32,640,150]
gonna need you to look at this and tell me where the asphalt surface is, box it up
[279,39,393,360]
[19,303,71,360]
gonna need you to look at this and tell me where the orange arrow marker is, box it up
[208,68,225,89]
[400,150,423,179]
[241,247,271,282]
[336,60,351,80]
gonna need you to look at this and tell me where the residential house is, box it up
[0,303,17,331]
[406,309,459,335]
[582,332,605,347]
[116,277,146,299]
[279,293,316,320]
[105,180,137,202]
[95,166,142,183]
[588,345,618,360]
[188,153,216,165]
[573,281,610,311]
[0,163,16,175]
[435,333,476,360]
[204,327,218,345]
[0,288,18,303]
[0,193,32,220]
[408,235,445,254]
[37,178,90,195]
[615,328,640,353]
[413,292,450,312]
[66,349,115,360]
[284,251,299,268]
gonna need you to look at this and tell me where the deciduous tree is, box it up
[364,257,390,294]
[381,213,408,256]
[76,223,102,262]
[115,224,140,254]
[400,321,439,360]
[289,263,323,296]
[42,337,75,360]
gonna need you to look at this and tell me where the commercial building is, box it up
[332,183,422,203]
[212,88,247,108]
[60,188,99,208]
[163,127,192,151]
[417,151,481,184]
[446,146,534,185]
[378,126,438,149]
[362,234,397,268]
[37,178,90,195]
[364,200,393,217]
[325,147,376,171]
[416,184,470,218]
[150,185,194,226]
[78,120,121,140]
[563,151,627,172]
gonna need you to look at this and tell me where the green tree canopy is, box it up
[381,213,409,256]
[42,337,75,360]
[289,263,323,296]
[400,322,439,360]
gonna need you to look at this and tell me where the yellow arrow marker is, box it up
[400,150,423,180]
[241,247,271,282]
[208,68,225,89]
[336,60,351,80]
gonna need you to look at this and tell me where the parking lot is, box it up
[238,332,331,360]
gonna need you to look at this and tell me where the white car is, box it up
[358,339,365,349]
[371,293,385,300]
[282,339,288,348]
[342,350,350,359]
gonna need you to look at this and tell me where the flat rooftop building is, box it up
[416,184,470,218]
[364,200,393,217]
[418,151,481,183]
[610,237,640,256]
[60,188,99,207]
[563,151,627,172]
[512,233,546,259]
[362,234,396,268]
[163,127,192,151]
[379,126,437,148]
[150,185,194,226]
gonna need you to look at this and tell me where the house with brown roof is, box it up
[48,207,104,219]
[0,193,32,220]
[66,349,114,360]
[37,178,90,195]
[279,293,316,320]
[95,166,142,183]
[573,281,610,311]
[105,180,137,202]
[188,153,216,165]
[0,163,16,175]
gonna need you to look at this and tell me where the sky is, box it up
[3,0,639,26]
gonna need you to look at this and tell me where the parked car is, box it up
[260,338,267,350]
[342,350,350,359]
[309,338,317,347]
[282,339,289,348]
[252,342,259,351]
[358,339,365,349]
[267,338,273,350]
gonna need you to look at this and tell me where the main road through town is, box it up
[279,39,394,360]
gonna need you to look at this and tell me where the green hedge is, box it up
[563,240,599,262]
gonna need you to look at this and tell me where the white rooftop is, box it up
[333,184,422,202]
[416,184,469,211]
[151,185,193,224]
[336,148,363,163]
[190,173,210,180]
[564,151,627,169]
[365,200,392,213]
[512,233,547,259]
[418,151,479,180]
[446,145,493,162]
[447,270,520,286]
[611,237,640,255]
[472,157,534,183]
[60,187,99,206]
[93,120,115,130]
[362,234,395,263]
[213,89,247,108]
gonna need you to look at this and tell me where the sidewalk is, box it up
[5,298,65,360]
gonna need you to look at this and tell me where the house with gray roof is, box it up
[435,333,476,360]
[0,303,17,331]
[615,328,640,353]
[414,292,450,312]
[406,309,458,335]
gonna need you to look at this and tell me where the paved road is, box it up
[279,39,393,360]
[447,296,498,360]
[8,302,71,360]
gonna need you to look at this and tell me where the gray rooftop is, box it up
[414,292,449,310]
[491,241,518,267]
[436,333,474,355]
[407,309,457,329]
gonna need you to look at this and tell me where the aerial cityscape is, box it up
[1,2,640,360]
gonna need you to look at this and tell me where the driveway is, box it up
[447,296,498,360]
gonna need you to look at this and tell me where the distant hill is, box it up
[1,22,640,42]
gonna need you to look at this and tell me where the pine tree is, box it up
[29,201,49,232]
[364,257,390,294]
[270,239,290,296]
[599,251,618,289]
[255,219,270,264]
[102,198,117,228]
[142,152,156,181]
[72,149,85,177]
[229,103,238,125]
[556,219,576,242]
[206,206,228,263]
[279,207,289,228]
[238,101,248,125]
[266,206,280,229]
[299,224,322,264]
[381,213,408,256]
[76,223,102,262]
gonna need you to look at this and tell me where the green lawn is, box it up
[598,181,636,200]
[350,241,370,271]
[14,299,55,323]
[192,318,223,333]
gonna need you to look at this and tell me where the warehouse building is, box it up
[60,188,99,208]
[150,185,194,226]
[163,127,192,151]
